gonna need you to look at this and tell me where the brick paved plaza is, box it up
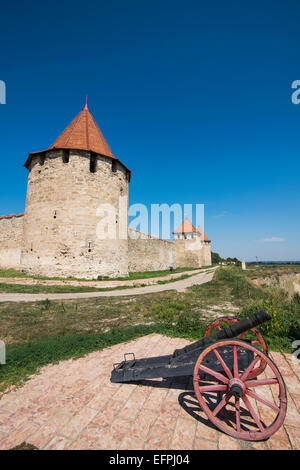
[0,334,299,450]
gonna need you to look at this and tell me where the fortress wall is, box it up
[202,243,212,266]
[128,228,212,272]
[174,239,211,268]
[128,228,175,272]
[0,215,24,269]
[21,150,129,279]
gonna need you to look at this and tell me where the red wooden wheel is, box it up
[204,316,268,378]
[193,339,287,441]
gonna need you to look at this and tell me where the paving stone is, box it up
[69,423,105,450]
[119,436,144,450]
[193,437,217,450]
[218,434,242,450]
[44,435,72,450]
[170,417,197,450]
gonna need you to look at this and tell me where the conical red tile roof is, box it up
[196,225,211,242]
[49,104,114,158]
[24,104,130,178]
[173,218,196,233]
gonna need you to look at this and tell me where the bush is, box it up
[150,300,190,323]
[239,294,300,351]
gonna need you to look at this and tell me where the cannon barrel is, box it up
[172,309,271,357]
[212,309,270,341]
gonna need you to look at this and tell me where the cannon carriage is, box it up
[111,310,287,441]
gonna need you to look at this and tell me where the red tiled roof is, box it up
[24,104,131,178]
[173,218,196,233]
[0,213,24,220]
[49,104,115,158]
[196,225,211,242]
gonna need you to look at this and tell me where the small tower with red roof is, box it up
[173,218,211,267]
[21,103,131,278]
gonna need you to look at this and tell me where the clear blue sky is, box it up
[0,0,299,261]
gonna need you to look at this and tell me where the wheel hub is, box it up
[229,378,246,398]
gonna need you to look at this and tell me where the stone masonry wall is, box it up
[21,149,129,279]
[128,229,211,272]
[0,215,24,268]
[128,228,175,272]
[202,242,212,266]
[174,238,211,268]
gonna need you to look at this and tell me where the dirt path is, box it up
[0,268,204,288]
[0,267,217,303]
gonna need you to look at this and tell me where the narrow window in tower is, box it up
[112,160,117,173]
[53,210,57,219]
[88,241,92,253]
[90,155,97,173]
[62,151,69,164]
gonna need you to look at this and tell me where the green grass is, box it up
[10,442,39,450]
[0,265,299,395]
[106,266,209,281]
[0,268,31,279]
[156,274,190,284]
[0,266,206,282]
[0,283,137,294]
[0,271,201,294]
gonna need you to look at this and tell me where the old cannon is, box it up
[111,310,287,441]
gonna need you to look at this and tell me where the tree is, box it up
[211,252,222,264]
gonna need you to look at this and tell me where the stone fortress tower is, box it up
[21,103,131,279]
[0,102,212,279]
[173,218,212,267]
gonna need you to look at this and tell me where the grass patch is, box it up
[156,274,190,285]
[0,266,207,282]
[0,272,199,294]
[0,283,138,294]
[0,269,31,278]
[9,442,39,450]
[106,266,208,281]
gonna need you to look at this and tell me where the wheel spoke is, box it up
[213,348,233,379]
[197,364,229,384]
[242,395,264,432]
[240,355,261,381]
[252,340,260,345]
[212,391,232,417]
[233,345,239,378]
[245,378,278,388]
[239,331,246,339]
[197,384,227,392]
[235,397,241,432]
[246,389,280,413]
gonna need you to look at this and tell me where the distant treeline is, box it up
[247,261,300,265]
[211,252,240,264]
